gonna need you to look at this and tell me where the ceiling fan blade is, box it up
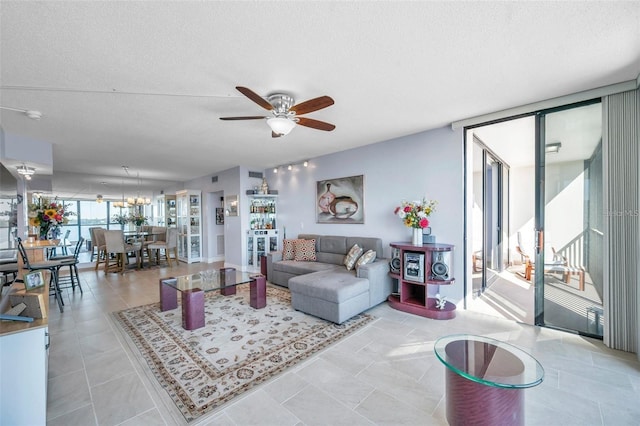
[219,116,266,120]
[297,117,336,131]
[290,96,334,115]
[272,131,282,138]
[236,86,273,111]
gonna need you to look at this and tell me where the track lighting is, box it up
[273,160,310,173]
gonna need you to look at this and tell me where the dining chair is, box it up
[93,228,108,271]
[88,227,101,262]
[16,237,65,312]
[104,230,141,273]
[147,227,178,267]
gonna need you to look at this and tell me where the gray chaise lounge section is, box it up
[266,234,392,323]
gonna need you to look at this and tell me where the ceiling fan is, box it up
[220,86,335,137]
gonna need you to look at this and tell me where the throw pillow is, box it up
[355,249,377,271]
[343,243,363,271]
[294,239,317,261]
[282,239,298,260]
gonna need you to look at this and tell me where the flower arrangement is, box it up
[112,213,129,226]
[393,198,437,229]
[28,197,74,239]
[128,211,148,227]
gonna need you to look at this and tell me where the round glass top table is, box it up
[434,334,544,426]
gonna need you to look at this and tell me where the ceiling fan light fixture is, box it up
[267,117,296,136]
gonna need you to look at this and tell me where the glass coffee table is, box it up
[159,267,266,330]
[434,334,544,426]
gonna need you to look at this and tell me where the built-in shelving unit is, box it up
[246,192,279,272]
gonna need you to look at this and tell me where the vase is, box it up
[318,183,335,213]
[39,226,50,240]
[412,228,422,246]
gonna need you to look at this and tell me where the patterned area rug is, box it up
[113,285,374,423]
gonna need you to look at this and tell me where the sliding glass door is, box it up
[472,138,509,296]
[535,101,603,337]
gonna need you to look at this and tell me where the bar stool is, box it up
[51,237,85,293]
[16,238,65,313]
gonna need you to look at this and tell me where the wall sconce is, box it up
[545,142,562,154]
[96,195,104,203]
[287,164,293,171]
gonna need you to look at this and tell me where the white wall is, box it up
[175,126,464,302]
[267,126,465,302]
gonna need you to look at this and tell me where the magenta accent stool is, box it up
[250,275,266,309]
[181,288,205,330]
[220,267,237,296]
[159,278,177,311]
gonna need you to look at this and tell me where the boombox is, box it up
[404,252,425,283]
[431,251,452,281]
[389,247,401,273]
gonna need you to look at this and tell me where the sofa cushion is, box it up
[355,249,377,270]
[273,260,337,275]
[289,270,369,303]
[319,235,348,255]
[294,239,317,261]
[346,237,384,259]
[343,243,363,271]
[282,239,299,260]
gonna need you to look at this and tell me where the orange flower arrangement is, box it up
[28,197,74,239]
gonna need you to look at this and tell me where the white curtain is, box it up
[602,88,640,354]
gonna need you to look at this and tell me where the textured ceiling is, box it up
[1,1,638,200]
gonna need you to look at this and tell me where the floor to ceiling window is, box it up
[466,99,603,338]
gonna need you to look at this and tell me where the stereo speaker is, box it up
[389,248,401,273]
[431,251,452,281]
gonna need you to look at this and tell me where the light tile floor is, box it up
[45,261,640,425]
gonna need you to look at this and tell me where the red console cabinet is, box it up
[388,242,456,320]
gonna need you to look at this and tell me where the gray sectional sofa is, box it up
[266,234,392,323]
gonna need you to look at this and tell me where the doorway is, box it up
[466,100,603,338]
[471,138,509,297]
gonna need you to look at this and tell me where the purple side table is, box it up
[220,267,237,296]
[182,288,205,330]
[250,274,266,309]
[159,277,177,311]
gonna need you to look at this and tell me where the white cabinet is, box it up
[247,229,279,271]
[176,190,202,263]
[0,325,49,425]
[155,194,176,227]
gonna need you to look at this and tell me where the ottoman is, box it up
[289,271,370,324]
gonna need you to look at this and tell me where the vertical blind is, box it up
[602,89,640,353]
